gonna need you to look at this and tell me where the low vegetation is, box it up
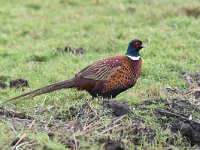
[0,0,200,149]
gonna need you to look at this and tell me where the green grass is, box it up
[0,0,200,149]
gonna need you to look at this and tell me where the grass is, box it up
[0,0,200,149]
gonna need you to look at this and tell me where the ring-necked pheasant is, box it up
[2,39,144,104]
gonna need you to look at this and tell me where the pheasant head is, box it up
[126,39,144,60]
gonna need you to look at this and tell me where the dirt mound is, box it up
[1,72,200,149]
[98,138,125,150]
[57,46,86,55]
[9,79,29,89]
[102,100,131,116]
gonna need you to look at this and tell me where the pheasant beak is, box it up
[141,44,146,48]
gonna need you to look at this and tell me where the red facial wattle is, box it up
[134,42,142,49]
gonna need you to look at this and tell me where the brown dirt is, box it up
[134,72,200,146]
[171,119,200,145]
[102,100,131,116]
[126,7,136,13]
[0,108,33,120]
[10,137,34,146]
[1,101,155,149]
[98,138,125,150]
[155,108,200,145]
[181,5,200,18]
[1,72,199,149]
[9,79,29,88]
[57,46,86,55]
[10,137,39,149]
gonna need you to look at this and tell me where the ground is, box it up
[0,0,200,149]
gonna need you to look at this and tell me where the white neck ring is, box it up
[126,55,141,60]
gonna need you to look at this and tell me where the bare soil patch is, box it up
[1,72,199,149]
[181,5,200,18]
[9,79,29,89]
[102,100,131,117]
[57,46,86,55]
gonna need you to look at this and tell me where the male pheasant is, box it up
[3,39,144,104]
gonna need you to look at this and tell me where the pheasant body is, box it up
[70,56,142,98]
[2,39,144,104]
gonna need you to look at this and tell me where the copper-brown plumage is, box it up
[2,39,144,104]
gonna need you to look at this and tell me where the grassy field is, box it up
[0,0,200,149]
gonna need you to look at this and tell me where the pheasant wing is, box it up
[78,57,125,81]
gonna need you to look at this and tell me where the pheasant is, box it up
[2,39,144,104]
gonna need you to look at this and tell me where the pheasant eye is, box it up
[134,42,141,48]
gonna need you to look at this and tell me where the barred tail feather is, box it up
[1,78,75,104]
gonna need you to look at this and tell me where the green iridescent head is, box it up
[126,39,144,57]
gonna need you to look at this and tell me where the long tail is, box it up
[1,78,75,105]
